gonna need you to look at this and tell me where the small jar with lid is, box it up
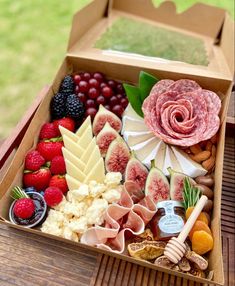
[150,200,185,241]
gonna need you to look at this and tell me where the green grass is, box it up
[0,0,233,139]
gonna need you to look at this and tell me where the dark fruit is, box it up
[120,98,129,109]
[112,105,124,117]
[85,99,96,108]
[59,75,74,96]
[93,72,104,82]
[79,80,89,93]
[50,92,66,119]
[83,72,91,81]
[85,107,97,120]
[74,74,82,85]
[102,86,113,98]
[65,94,85,119]
[116,94,123,100]
[109,96,118,107]
[75,85,80,94]
[104,105,111,111]
[88,87,99,99]
[77,92,86,103]
[96,95,106,105]
[100,82,108,89]
[107,80,117,89]
[89,78,99,89]
[116,83,125,94]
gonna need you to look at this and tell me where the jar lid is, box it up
[156,200,183,209]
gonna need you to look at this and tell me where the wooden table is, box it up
[0,92,234,286]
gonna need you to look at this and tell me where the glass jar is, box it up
[150,200,185,241]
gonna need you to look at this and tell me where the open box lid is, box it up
[66,0,234,82]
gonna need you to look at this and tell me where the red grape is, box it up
[104,105,111,111]
[120,98,128,109]
[89,78,99,89]
[100,82,107,89]
[116,94,123,100]
[109,96,118,107]
[83,72,91,81]
[85,99,96,108]
[77,92,86,103]
[116,83,125,94]
[75,85,80,94]
[102,86,113,98]
[88,87,99,99]
[112,105,124,117]
[85,107,97,120]
[107,80,117,89]
[96,95,106,105]
[74,74,82,85]
[79,81,89,93]
[93,72,104,82]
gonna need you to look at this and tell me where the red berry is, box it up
[116,83,125,94]
[53,117,75,133]
[36,141,63,161]
[75,85,80,94]
[13,198,35,219]
[79,81,89,93]
[96,95,106,105]
[88,87,99,99]
[83,72,91,81]
[104,105,111,111]
[112,105,124,117]
[93,72,104,82]
[120,97,129,109]
[50,156,66,175]
[116,94,123,100]
[85,99,96,108]
[85,108,97,120]
[102,86,113,98]
[25,150,45,171]
[89,78,99,89]
[74,74,82,85]
[49,175,68,194]
[39,123,59,140]
[109,96,118,107]
[44,187,63,207]
[100,82,107,89]
[107,80,117,89]
[23,168,51,191]
[77,92,86,103]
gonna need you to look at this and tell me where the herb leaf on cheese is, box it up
[124,84,143,117]
[139,71,158,102]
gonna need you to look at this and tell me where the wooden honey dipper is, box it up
[164,195,208,264]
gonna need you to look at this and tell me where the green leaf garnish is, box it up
[123,71,159,118]
[182,177,201,210]
[139,71,158,102]
[11,186,29,200]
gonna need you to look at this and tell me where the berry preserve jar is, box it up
[150,200,185,241]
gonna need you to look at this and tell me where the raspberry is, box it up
[39,123,59,140]
[25,150,45,171]
[50,156,66,175]
[44,187,63,207]
[13,198,35,219]
[49,175,68,194]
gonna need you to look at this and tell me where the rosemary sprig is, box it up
[11,186,29,200]
[182,177,201,210]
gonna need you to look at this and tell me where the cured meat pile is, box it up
[81,181,156,253]
[142,79,221,147]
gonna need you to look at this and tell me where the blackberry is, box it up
[59,75,75,96]
[66,94,85,119]
[50,92,66,119]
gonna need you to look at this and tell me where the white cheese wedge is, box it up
[84,157,105,184]
[162,146,172,176]
[62,147,85,171]
[76,116,91,137]
[135,138,160,163]
[66,174,82,191]
[122,117,148,133]
[123,130,152,142]
[171,146,207,177]
[65,159,86,182]
[155,141,166,170]
[63,135,84,158]
[83,145,101,175]
[131,137,159,151]
[59,126,79,142]
[141,140,163,168]
[123,104,143,121]
[81,137,96,162]
[126,132,155,147]
[77,125,93,149]
[168,147,183,173]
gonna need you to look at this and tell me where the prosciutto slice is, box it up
[81,182,156,253]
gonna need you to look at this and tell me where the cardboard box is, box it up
[0,1,234,285]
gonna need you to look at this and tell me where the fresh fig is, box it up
[145,160,170,204]
[93,105,122,135]
[168,167,195,202]
[125,152,148,191]
[96,122,121,157]
[105,137,130,174]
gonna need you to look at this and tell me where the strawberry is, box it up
[25,150,45,171]
[49,175,68,194]
[39,123,59,140]
[36,141,63,161]
[50,156,66,175]
[13,198,35,219]
[23,168,51,191]
[44,187,63,207]
[53,117,75,134]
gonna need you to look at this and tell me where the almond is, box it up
[211,145,216,157]
[202,156,216,171]
[190,151,211,163]
[190,144,202,155]
[210,134,218,144]
[205,141,212,152]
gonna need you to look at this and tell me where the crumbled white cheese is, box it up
[67,184,89,203]
[86,198,108,225]
[104,172,122,187]
[62,226,79,242]
[63,201,88,218]
[102,188,121,204]
[89,183,107,198]
[68,216,88,233]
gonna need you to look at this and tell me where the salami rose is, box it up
[142,79,221,147]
